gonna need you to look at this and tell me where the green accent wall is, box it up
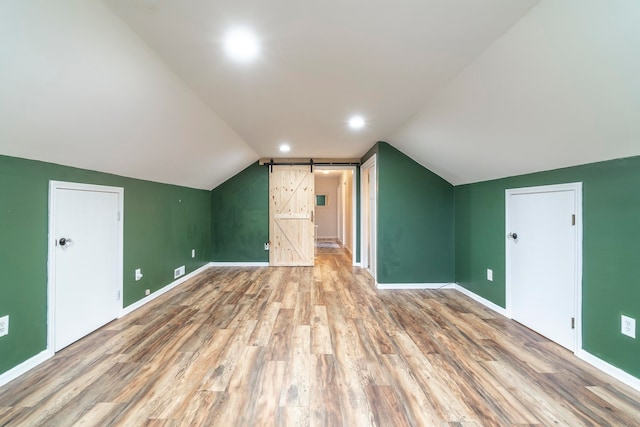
[211,162,362,264]
[455,156,640,379]
[210,162,269,262]
[366,142,455,284]
[0,155,211,376]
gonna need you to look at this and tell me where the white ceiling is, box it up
[391,0,640,184]
[102,0,538,168]
[4,0,639,189]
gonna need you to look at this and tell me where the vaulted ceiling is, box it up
[2,1,639,189]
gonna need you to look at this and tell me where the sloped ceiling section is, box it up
[6,1,637,189]
[103,0,537,161]
[0,0,258,190]
[391,0,640,185]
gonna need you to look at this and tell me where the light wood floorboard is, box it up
[1,245,640,426]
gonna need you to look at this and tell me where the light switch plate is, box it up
[487,269,493,281]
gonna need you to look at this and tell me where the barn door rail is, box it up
[260,158,361,173]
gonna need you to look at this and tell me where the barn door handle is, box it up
[507,233,518,240]
[310,211,314,222]
[58,237,72,246]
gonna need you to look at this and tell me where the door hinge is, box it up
[571,214,575,226]
[571,317,575,329]
[117,290,121,301]
[117,211,121,221]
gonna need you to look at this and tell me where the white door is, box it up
[506,183,581,351]
[50,182,123,351]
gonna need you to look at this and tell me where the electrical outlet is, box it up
[135,268,143,281]
[621,315,636,338]
[0,315,9,337]
[264,242,270,251]
[145,289,151,296]
[174,265,185,279]
[487,269,493,281]
[191,249,196,258]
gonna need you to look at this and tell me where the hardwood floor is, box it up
[1,248,640,426]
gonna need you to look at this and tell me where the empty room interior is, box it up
[2,0,640,425]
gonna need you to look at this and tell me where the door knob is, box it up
[507,232,518,240]
[58,237,72,246]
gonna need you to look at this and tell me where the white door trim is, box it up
[360,155,377,279]
[505,182,583,353]
[47,181,124,352]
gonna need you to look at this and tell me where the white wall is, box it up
[315,176,339,238]
[391,0,640,185]
[0,0,257,190]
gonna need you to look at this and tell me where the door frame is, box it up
[47,181,124,352]
[360,155,377,279]
[505,182,583,352]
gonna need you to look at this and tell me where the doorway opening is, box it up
[314,166,357,265]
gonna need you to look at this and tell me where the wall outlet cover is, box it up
[145,289,151,296]
[621,315,636,339]
[0,315,8,337]
[191,249,196,258]
[487,269,493,281]
[174,265,186,279]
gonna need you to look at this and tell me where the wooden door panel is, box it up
[269,166,315,266]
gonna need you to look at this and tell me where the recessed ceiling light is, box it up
[322,170,330,174]
[223,27,260,62]
[348,115,365,130]
[279,144,290,153]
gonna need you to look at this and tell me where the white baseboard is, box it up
[209,262,269,267]
[376,282,456,290]
[120,263,210,317]
[453,285,509,317]
[5,270,637,395]
[454,286,638,392]
[577,350,640,391]
[0,349,53,388]
[1,264,213,387]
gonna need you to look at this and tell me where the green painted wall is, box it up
[0,155,211,376]
[364,142,455,284]
[455,156,640,379]
[211,162,361,263]
[210,162,269,262]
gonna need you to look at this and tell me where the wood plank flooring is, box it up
[2,246,640,426]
